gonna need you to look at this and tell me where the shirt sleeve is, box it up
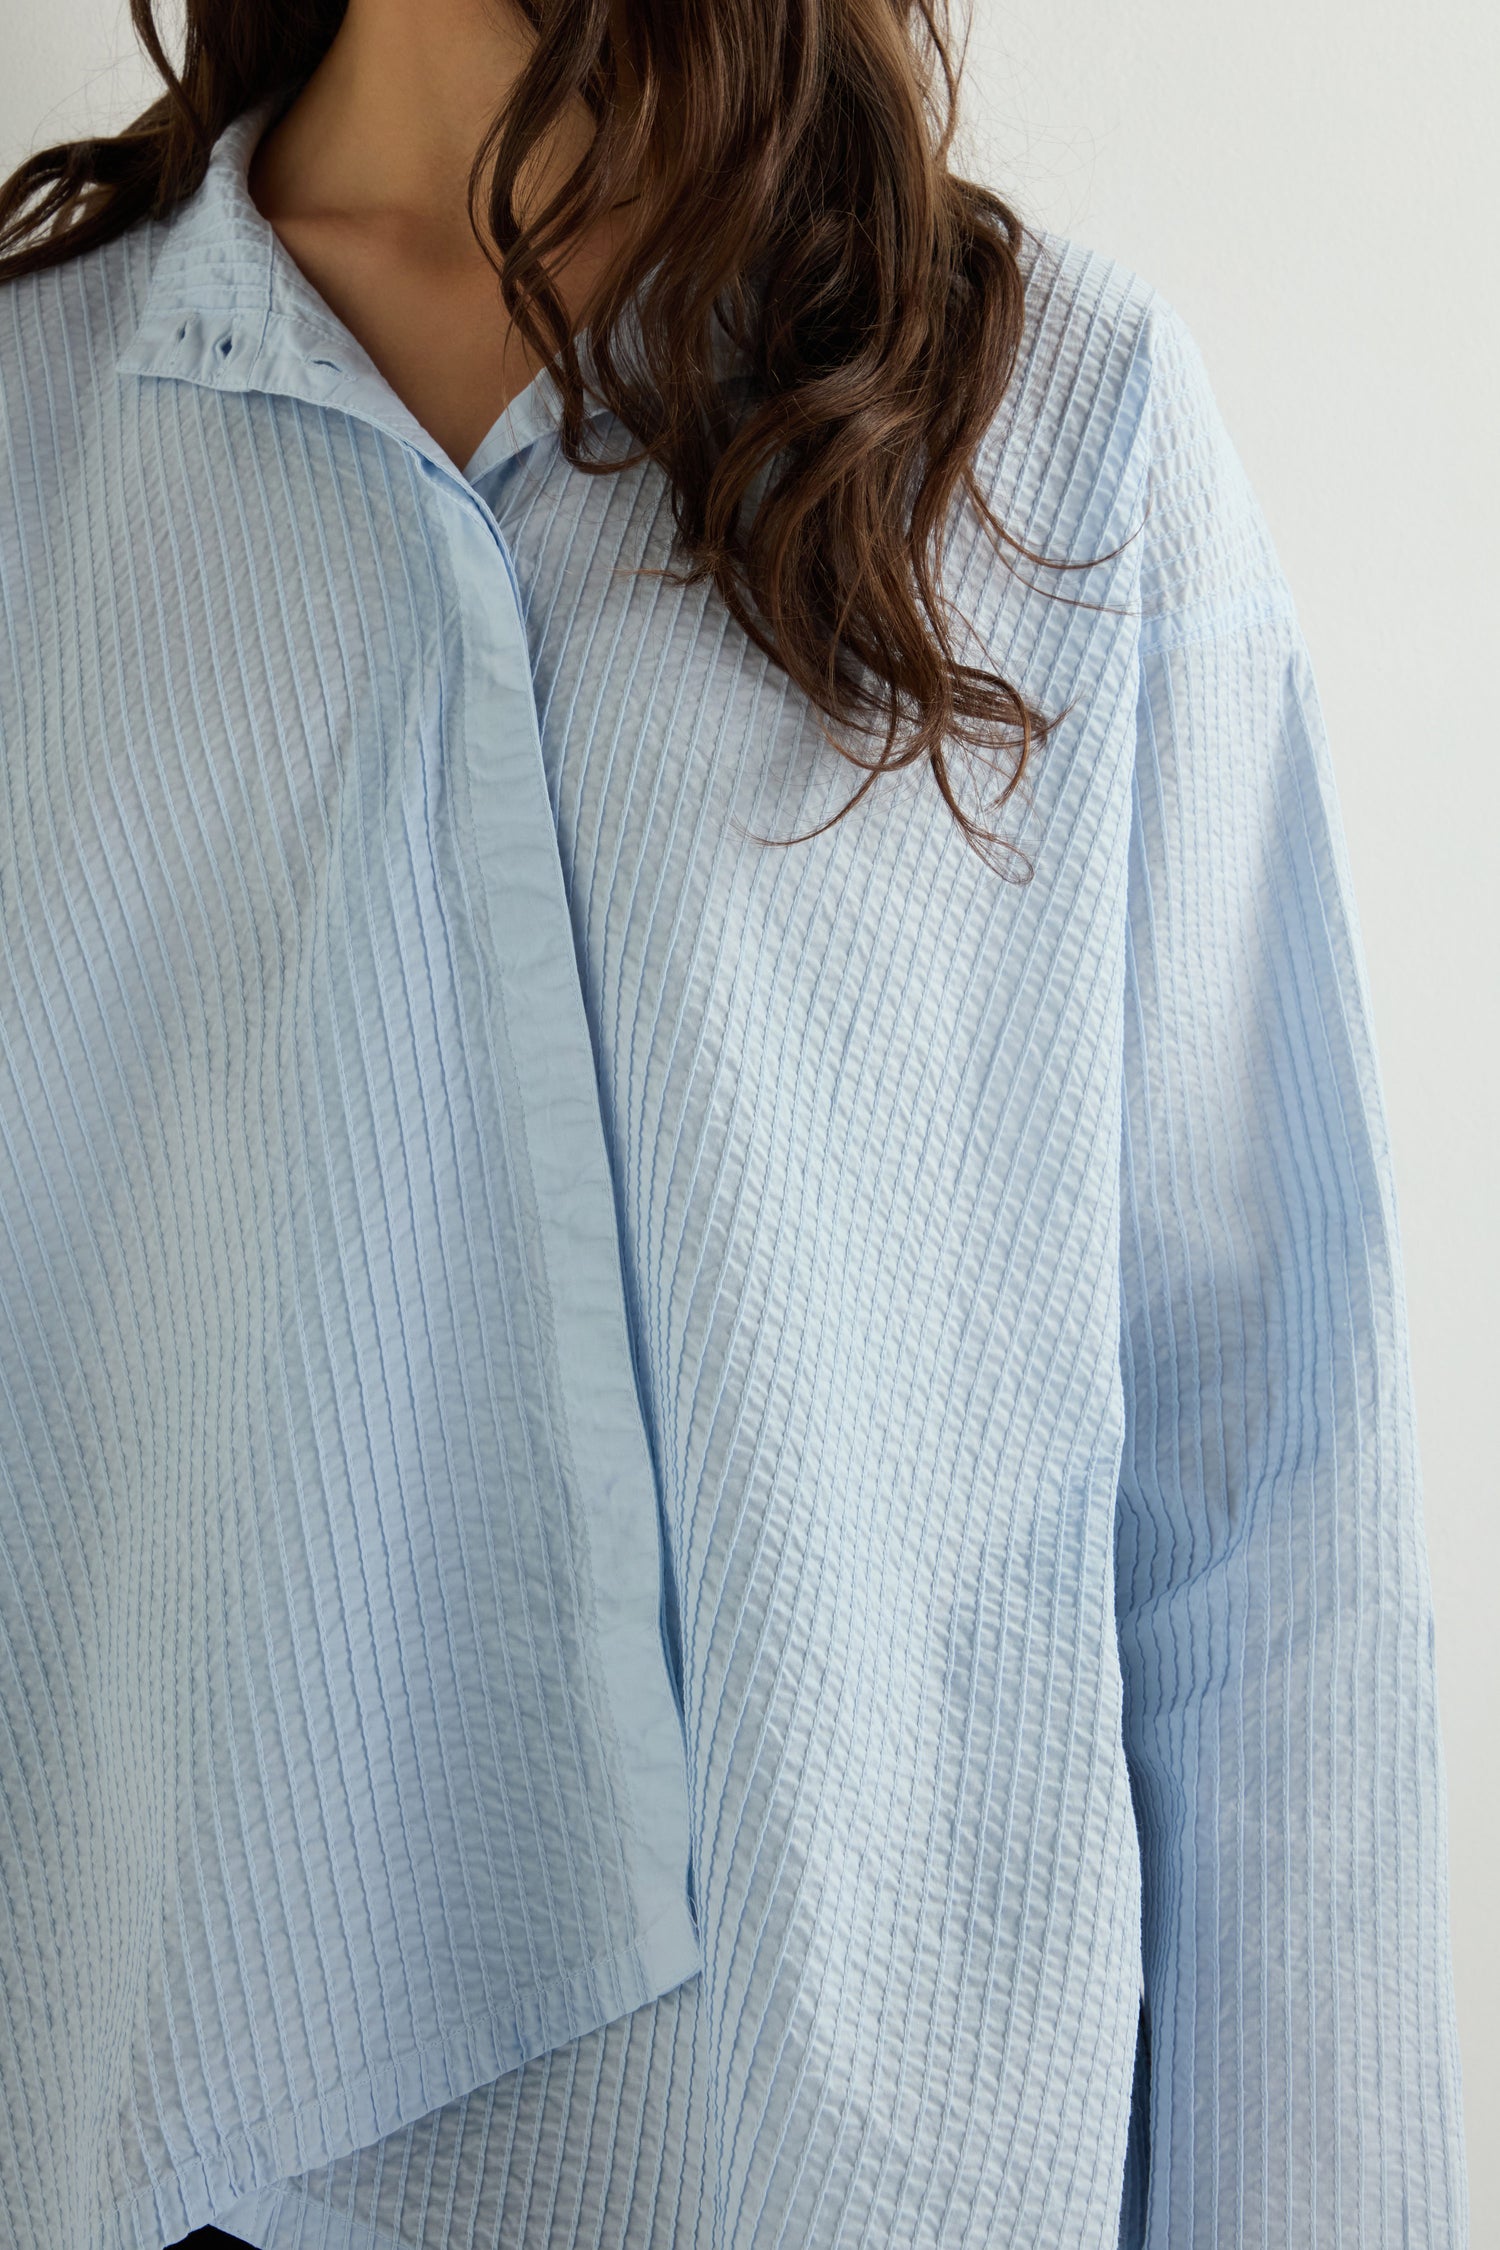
[1112,297,1470,2248]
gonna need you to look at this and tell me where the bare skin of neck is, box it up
[248,0,642,471]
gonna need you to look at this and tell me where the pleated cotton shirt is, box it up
[0,100,1469,2250]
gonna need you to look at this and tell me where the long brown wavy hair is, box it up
[0,0,1121,877]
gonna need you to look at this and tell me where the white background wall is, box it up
[3,0,1496,2237]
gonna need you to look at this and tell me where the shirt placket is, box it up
[117,286,699,1945]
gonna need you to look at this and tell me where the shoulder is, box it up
[975,217,1284,631]
[997,217,1238,477]
[948,217,1162,614]
[979,221,1159,487]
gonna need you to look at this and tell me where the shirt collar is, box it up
[113,97,699,481]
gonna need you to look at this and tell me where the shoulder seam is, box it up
[1138,577,1300,656]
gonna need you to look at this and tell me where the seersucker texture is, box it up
[0,99,1469,2250]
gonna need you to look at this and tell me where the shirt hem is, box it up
[102,1900,701,2250]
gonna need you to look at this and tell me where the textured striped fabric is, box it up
[0,98,1469,2250]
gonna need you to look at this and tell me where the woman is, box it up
[0,0,1470,2245]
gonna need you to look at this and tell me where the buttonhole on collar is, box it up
[215,334,234,358]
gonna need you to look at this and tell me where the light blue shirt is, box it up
[0,100,1468,2250]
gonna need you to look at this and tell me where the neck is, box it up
[249,0,614,251]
